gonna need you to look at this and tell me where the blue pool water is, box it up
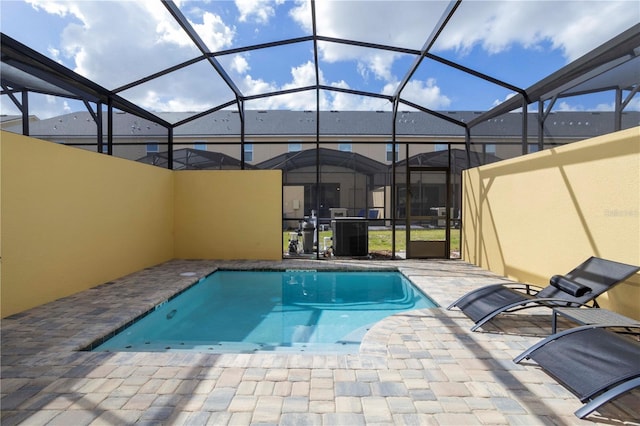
[92,270,437,354]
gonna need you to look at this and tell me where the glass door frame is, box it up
[406,166,451,259]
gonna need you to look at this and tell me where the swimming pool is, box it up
[91,270,437,354]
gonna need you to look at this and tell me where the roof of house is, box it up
[11,110,639,140]
[136,148,257,170]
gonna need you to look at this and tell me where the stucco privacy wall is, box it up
[2,133,283,317]
[462,127,640,319]
[1,131,174,317]
[173,170,282,260]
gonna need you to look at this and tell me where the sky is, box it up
[1,0,639,120]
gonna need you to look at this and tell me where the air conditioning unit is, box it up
[331,218,368,256]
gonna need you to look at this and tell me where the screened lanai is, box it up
[1,0,639,259]
[138,147,257,170]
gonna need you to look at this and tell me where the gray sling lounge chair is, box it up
[514,324,640,418]
[447,256,639,331]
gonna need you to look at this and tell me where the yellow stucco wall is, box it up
[2,133,284,317]
[173,170,282,260]
[1,132,175,317]
[462,127,640,319]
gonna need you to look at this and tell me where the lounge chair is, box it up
[514,324,640,418]
[447,256,640,331]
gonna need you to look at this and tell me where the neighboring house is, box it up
[0,114,39,130]
[5,110,637,164]
[5,109,638,225]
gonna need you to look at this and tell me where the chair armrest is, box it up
[503,283,544,295]
[514,324,640,363]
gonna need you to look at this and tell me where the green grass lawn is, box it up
[283,228,460,254]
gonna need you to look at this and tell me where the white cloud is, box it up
[366,52,397,82]
[242,74,277,98]
[594,102,614,112]
[325,90,393,112]
[27,0,235,77]
[0,92,80,120]
[236,0,285,24]
[20,0,237,115]
[399,79,452,110]
[289,0,311,31]
[285,61,318,88]
[549,94,640,113]
[160,10,235,51]
[27,0,86,22]
[231,55,250,74]
[294,1,435,84]
[293,1,635,81]
[492,92,517,107]
[47,46,62,63]
[239,61,320,110]
[11,0,636,116]
[139,90,220,113]
[436,1,636,62]
[557,101,583,112]
[625,96,640,112]
[356,62,369,82]
[287,0,636,112]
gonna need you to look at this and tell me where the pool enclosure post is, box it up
[238,98,246,169]
[391,99,399,258]
[5,89,31,136]
[167,126,174,170]
[93,101,103,154]
[21,90,29,136]
[521,95,528,155]
[107,99,113,157]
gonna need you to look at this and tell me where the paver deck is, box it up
[2,259,639,425]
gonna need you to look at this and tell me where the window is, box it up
[244,143,253,162]
[386,143,399,161]
[288,143,302,152]
[338,143,352,152]
[528,144,539,154]
[434,143,448,152]
[146,143,159,153]
[194,143,207,151]
[485,144,497,154]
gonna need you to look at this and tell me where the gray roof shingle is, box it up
[8,110,639,140]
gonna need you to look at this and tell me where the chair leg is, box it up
[575,377,640,419]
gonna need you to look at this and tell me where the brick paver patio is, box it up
[2,259,639,425]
